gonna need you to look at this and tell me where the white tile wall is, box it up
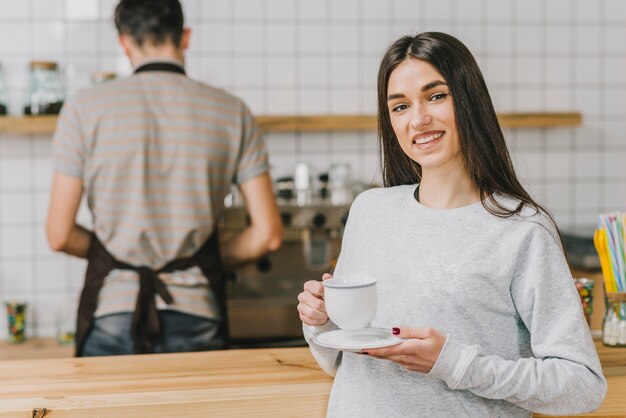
[65,0,99,20]
[0,1,30,19]
[0,0,625,339]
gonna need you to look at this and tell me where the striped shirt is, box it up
[52,62,268,319]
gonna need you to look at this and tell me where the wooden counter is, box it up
[0,341,623,417]
[0,338,73,361]
[0,346,332,418]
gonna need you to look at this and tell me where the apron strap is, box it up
[132,267,175,354]
[76,231,224,356]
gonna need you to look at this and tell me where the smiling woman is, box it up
[386,60,461,177]
[298,32,607,418]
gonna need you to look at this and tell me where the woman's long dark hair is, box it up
[377,32,550,221]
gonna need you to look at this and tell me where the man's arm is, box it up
[221,173,283,268]
[46,172,91,258]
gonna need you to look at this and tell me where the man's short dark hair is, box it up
[114,0,184,47]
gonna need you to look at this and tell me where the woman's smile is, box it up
[412,130,444,148]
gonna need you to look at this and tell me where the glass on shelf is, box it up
[24,61,64,116]
[91,71,116,85]
[0,63,8,115]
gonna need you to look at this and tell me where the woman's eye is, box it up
[391,104,408,112]
[429,93,447,102]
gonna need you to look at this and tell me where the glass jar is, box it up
[24,61,64,115]
[0,63,8,115]
[5,301,27,344]
[602,292,626,347]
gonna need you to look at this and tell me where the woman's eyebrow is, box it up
[387,93,405,101]
[387,80,448,101]
[421,80,447,92]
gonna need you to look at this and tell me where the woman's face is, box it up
[386,58,462,175]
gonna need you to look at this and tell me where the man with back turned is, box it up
[47,0,283,356]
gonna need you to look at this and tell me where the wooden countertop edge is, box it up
[0,112,582,135]
[0,342,624,417]
[0,382,333,417]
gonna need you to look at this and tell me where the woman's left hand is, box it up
[363,327,447,373]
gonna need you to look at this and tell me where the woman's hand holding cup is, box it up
[298,273,333,326]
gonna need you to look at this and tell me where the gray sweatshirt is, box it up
[304,185,606,418]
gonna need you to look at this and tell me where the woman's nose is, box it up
[410,106,432,129]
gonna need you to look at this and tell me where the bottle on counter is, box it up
[0,63,8,115]
[24,61,64,115]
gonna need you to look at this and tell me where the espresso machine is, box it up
[220,163,359,347]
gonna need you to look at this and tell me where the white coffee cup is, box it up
[323,276,377,329]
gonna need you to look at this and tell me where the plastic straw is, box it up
[609,216,622,289]
[597,212,626,293]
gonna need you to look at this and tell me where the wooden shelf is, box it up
[0,115,58,134]
[497,112,582,128]
[256,115,377,132]
[0,112,582,135]
[257,112,582,132]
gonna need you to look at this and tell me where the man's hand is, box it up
[220,173,283,268]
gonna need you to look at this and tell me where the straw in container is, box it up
[594,212,626,347]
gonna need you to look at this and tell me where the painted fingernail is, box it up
[392,327,400,335]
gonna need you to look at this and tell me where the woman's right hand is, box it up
[297,273,333,326]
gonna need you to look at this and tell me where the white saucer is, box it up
[314,327,403,352]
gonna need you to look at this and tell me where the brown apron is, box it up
[75,232,227,356]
